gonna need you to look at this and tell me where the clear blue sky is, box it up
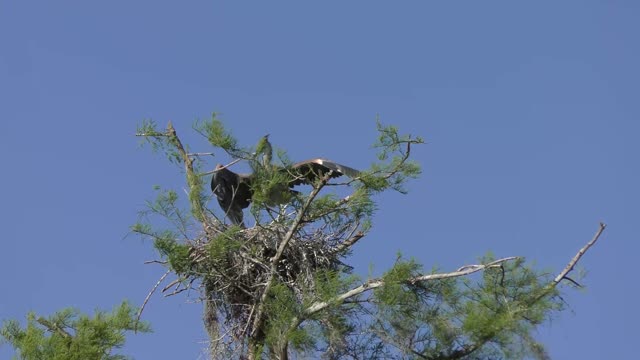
[1,1,637,359]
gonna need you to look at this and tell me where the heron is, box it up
[211,158,360,227]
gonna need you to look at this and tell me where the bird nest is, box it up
[185,218,349,332]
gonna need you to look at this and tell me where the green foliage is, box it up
[205,226,243,264]
[136,119,182,165]
[185,166,207,222]
[373,120,424,160]
[375,257,422,307]
[196,113,237,151]
[194,113,248,159]
[347,187,376,223]
[158,239,193,274]
[459,257,562,359]
[362,120,424,194]
[1,302,150,360]
[264,283,314,353]
[145,229,193,274]
[249,166,295,209]
[308,270,360,306]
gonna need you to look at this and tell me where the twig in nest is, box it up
[164,278,197,297]
[331,232,365,255]
[162,278,182,293]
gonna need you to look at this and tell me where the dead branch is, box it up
[136,269,170,332]
[144,260,168,265]
[553,222,606,286]
[330,231,365,255]
[302,257,518,317]
[162,278,182,293]
[302,222,607,321]
[200,158,243,176]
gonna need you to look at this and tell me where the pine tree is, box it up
[0,301,150,360]
[134,115,605,360]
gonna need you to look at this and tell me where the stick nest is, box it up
[182,219,348,335]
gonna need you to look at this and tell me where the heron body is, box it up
[211,164,253,227]
[210,158,359,226]
[255,134,273,167]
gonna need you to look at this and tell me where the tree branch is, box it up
[36,318,72,339]
[199,158,243,176]
[428,222,607,360]
[553,222,606,286]
[135,270,170,332]
[303,257,518,317]
[330,231,365,255]
[249,173,332,339]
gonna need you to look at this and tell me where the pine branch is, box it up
[199,158,243,176]
[533,222,606,303]
[166,122,207,222]
[36,318,72,339]
[413,222,608,360]
[301,257,518,318]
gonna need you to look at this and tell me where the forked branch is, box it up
[303,222,606,318]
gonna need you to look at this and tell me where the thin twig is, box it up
[135,132,168,137]
[136,269,170,332]
[162,278,181,293]
[562,276,583,288]
[144,260,168,265]
[164,278,196,297]
[200,158,243,176]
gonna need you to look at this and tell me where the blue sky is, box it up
[1,1,638,358]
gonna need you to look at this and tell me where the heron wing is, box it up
[287,158,360,186]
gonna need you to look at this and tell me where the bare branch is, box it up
[162,278,182,293]
[136,269,170,332]
[553,222,606,286]
[330,231,365,255]
[200,158,243,176]
[135,132,168,137]
[144,260,168,265]
[36,318,72,339]
[303,257,518,317]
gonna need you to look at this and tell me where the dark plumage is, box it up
[210,159,360,226]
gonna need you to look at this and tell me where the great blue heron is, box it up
[211,158,360,227]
